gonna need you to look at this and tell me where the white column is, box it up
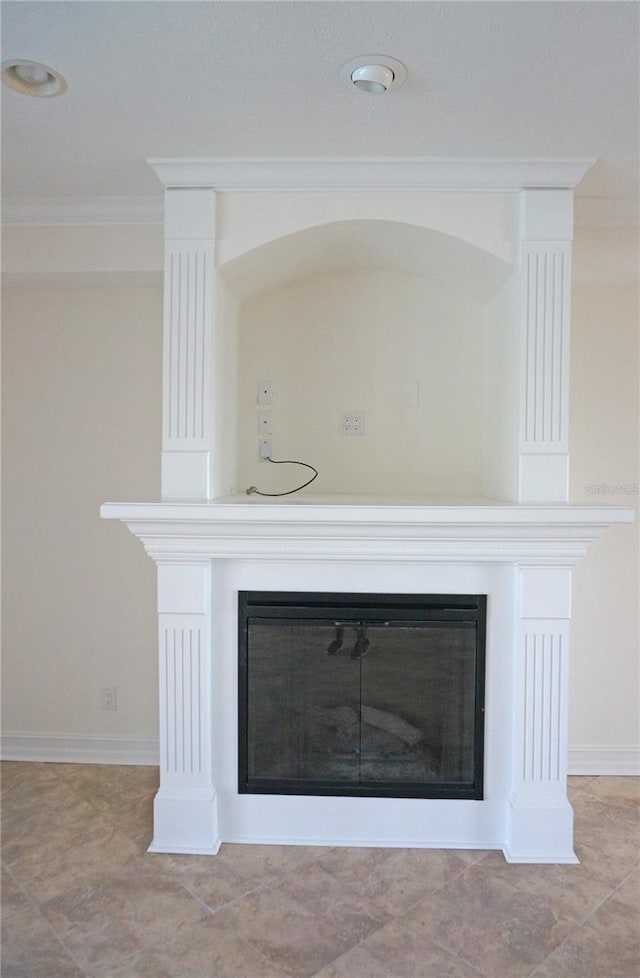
[161,188,215,499]
[149,560,220,854]
[518,189,573,502]
[505,566,576,863]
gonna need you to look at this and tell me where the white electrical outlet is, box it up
[257,381,274,406]
[101,687,117,711]
[259,438,272,460]
[340,411,365,436]
[258,410,273,434]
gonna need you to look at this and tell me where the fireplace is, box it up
[239,592,486,800]
[102,157,634,862]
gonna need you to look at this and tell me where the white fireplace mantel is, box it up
[102,156,635,863]
[102,498,633,863]
[101,498,631,565]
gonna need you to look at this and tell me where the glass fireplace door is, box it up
[239,593,485,800]
[245,620,362,785]
[360,623,478,787]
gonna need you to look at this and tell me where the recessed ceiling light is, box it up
[341,55,407,95]
[2,60,67,97]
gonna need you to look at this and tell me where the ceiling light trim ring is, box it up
[2,60,67,97]
[341,55,407,95]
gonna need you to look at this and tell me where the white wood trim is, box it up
[568,746,640,776]
[100,500,634,566]
[147,157,596,192]
[0,733,159,766]
[3,735,637,777]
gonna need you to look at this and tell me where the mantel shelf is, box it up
[101,499,634,566]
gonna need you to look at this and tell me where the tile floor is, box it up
[1,762,638,978]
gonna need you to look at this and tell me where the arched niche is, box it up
[218,219,518,499]
[219,218,512,303]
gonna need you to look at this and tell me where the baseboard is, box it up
[2,735,638,775]
[568,745,640,776]
[0,732,159,766]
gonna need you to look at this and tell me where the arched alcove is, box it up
[219,219,517,499]
[219,218,512,302]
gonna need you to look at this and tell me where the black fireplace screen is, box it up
[238,592,486,800]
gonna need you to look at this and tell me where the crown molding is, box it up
[2,195,163,228]
[4,171,636,231]
[147,156,596,192]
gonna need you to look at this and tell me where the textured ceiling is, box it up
[1,1,638,207]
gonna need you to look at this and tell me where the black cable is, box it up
[245,457,319,497]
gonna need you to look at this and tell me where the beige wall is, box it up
[569,229,639,750]
[237,267,491,498]
[2,285,162,740]
[1,223,638,766]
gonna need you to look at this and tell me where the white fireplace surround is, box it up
[102,157,634,863]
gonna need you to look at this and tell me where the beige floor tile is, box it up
[1,774,95,845]
[613,866,640,910]
[137,842,331,914]
[403,863,577,978]
[212,860,390,977]
[1,760,61,796]
[312,919,483,977]
[214,842,328,884]
[314,845,470,916]
[55,762,158,796]
[89,952,173,978]
[568,775,596,793]
[110,919,293,978]
[530,893,640,978]
[572,792,640,856]
[476,849,614,922]
[579,775,640,806]
[55,763,159,848]
[3,765,639,978]
[573,838,639,889]
[129,848,271,912]
[1,862,34,918]
[3,806,141,903]
[40,871,209,973]
[1,907,86,978]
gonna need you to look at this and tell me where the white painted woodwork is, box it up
[148,157,595,192]
[103,156,635,862]
[518,190,573,502]
[161,188,215,500]
[102,499,633,861]
[151,561,219,854]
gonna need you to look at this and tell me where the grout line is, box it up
[173,848,336,921]
[572,860,640,931]
[177,875,274,918]
[1,859,93,978]
[3,765,638,978]
[522,857,640,976]
[429,936,488,976]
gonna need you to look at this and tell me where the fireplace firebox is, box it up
[238,592,486,800]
